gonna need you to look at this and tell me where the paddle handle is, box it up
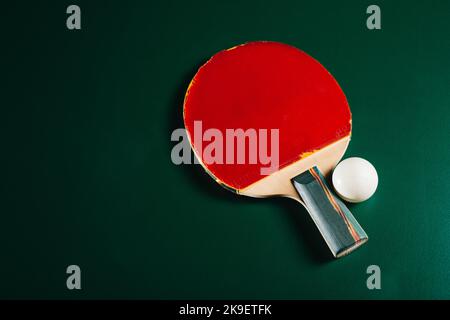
[292,166,368,258]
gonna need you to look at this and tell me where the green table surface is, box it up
[1,0,450,299]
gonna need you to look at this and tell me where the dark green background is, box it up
[1,0,450,299]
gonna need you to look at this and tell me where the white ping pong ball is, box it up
[332,157,378,203]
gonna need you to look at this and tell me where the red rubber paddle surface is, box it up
[184,41,351,191]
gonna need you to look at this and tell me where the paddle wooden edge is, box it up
[239,136,350,200]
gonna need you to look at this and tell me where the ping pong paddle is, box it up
[183,41,368,258]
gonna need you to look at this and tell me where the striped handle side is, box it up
[292,167,368,258]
